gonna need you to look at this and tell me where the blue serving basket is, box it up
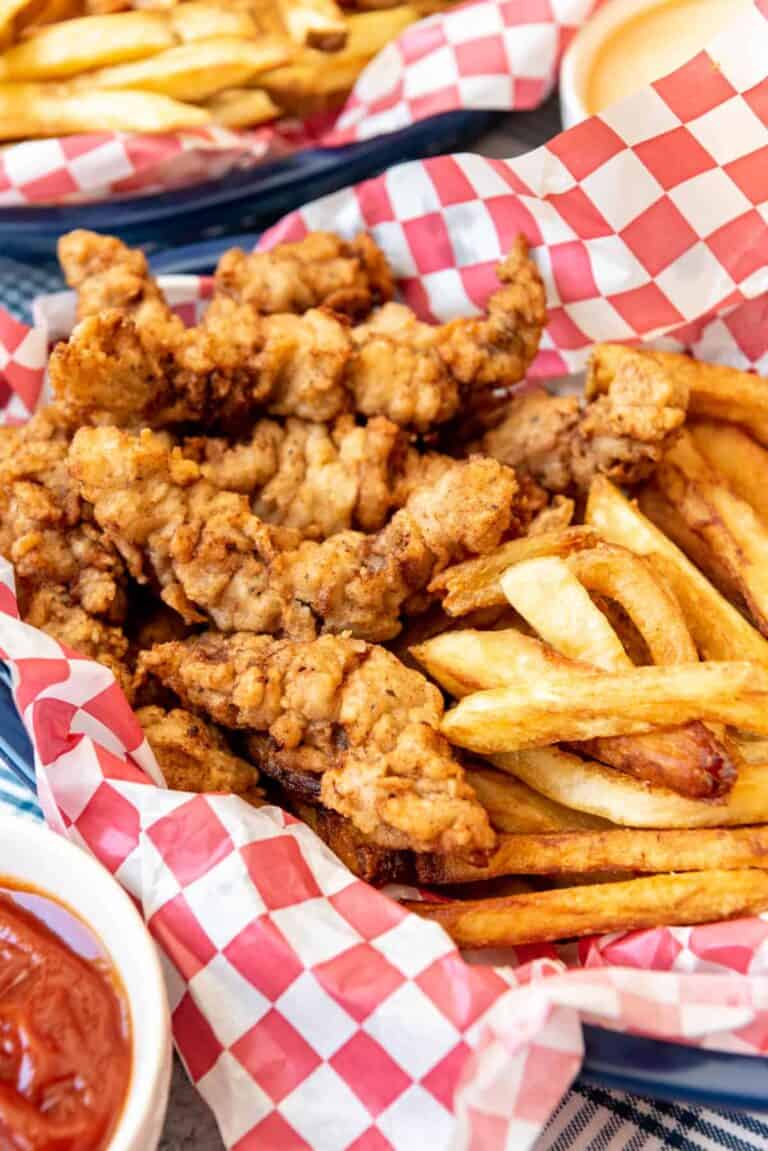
[0,668,763,1113]
[0,110,499,261]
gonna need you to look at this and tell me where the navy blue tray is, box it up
[0,670,763,1112]
[0,110,499,261]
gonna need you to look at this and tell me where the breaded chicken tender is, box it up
[138,632,494,854]
[50,235,546,434]
[212,230,394,318]
[478,345,689,492]
[138,705,263,801]
[69,425,519,641]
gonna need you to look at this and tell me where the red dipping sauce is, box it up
[0,882,131,1151]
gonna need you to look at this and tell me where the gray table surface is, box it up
[159,97,563,1151]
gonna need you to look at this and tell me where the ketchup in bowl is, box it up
[0,882,131,1150]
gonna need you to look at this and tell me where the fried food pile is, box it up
[0,0,458,138]
[10,225,768,944]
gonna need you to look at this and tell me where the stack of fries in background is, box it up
[0,0,450,136]
[397,349,768,946]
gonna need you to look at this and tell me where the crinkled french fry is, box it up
[204,86,280,128]
[588,343,768,446]
[84,36,291,100]
[429,526,598,616]
[492,746,768,828]
[586,477,768,665]
[0,10,173,78]
[0,82,209,136]
[442,661,768,754]
[405,869,768,946]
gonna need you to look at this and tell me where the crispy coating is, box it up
[50,235,545,433]
[70,426,519,641]
[138,705,263,801]
[212,231,394,319]
[138,631,494,854]
[479,346,689,492]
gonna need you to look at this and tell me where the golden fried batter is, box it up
[70,425,519,640]
[138,705,263,801]
[138,632,494,854]
[212,230,394,319]
[479,345,689,492]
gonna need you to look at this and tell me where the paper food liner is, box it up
[2,8,768,1145]
[0,0,600,206]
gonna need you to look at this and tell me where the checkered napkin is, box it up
[0,0,597,206]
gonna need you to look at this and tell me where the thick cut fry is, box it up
[657,431,768,636]
[565,544,697,666]
[637,483,743,604]
[0,10,173,78]
[404,869,768,946]
[0,83,209,136]
[588,343,768,446]
[429,526,599,616]
[169,2,261,42]
[493,746,768,828]
[500,556,629,671]
[466,765,608,833]
[0,0,38,47]
[416,627,735,799]
[586,476,768,665]
[690,421,768,525]
[204,86,280,127]
[442,661,768,753]
[21,0,81,34]
[84,37,291,100]
[453,825,768,876]
[277,0,346,49]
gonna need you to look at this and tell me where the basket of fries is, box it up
[3,3,768,1145]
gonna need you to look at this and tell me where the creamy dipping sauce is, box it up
[586,0,750,115]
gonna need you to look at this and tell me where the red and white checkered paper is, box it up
[3,573,768,1151]
[1,11,768,1144]
[0,0,599,206]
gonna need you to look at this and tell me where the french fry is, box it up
[0,0,40,48]
[500,556,628,671]
[277,0,347,49]
[442,661,768,754]
[169,2,262,42]
[0,10,173,78]
[657,431,768,636]
[204,86,280,128]
[84,37,291,100]
[453,825,768,877]
[429,526,599,616]
[492,746,768,828]
[21,0,82,34]
[588,343,768,446]
[690,420,768,525]
[0,82,209,136]
[586,477,768,665]
[404,869,768,946]
[565,544,697,666]
[466,764,609,833]
[637,483,743,605]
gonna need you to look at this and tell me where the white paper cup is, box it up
[0,815,172,1151]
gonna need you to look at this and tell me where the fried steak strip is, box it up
[478,344,689,492]
[50,234,545,433]
[68,425,520,641]
[138,631,495,854]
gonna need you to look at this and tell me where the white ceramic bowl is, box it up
[0,815,172,1151]
[559,0,660,128]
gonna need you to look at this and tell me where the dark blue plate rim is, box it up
[0,671,763,1112]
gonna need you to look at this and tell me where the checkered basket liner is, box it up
[0,0,600,206]
[2,9,768,1143]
